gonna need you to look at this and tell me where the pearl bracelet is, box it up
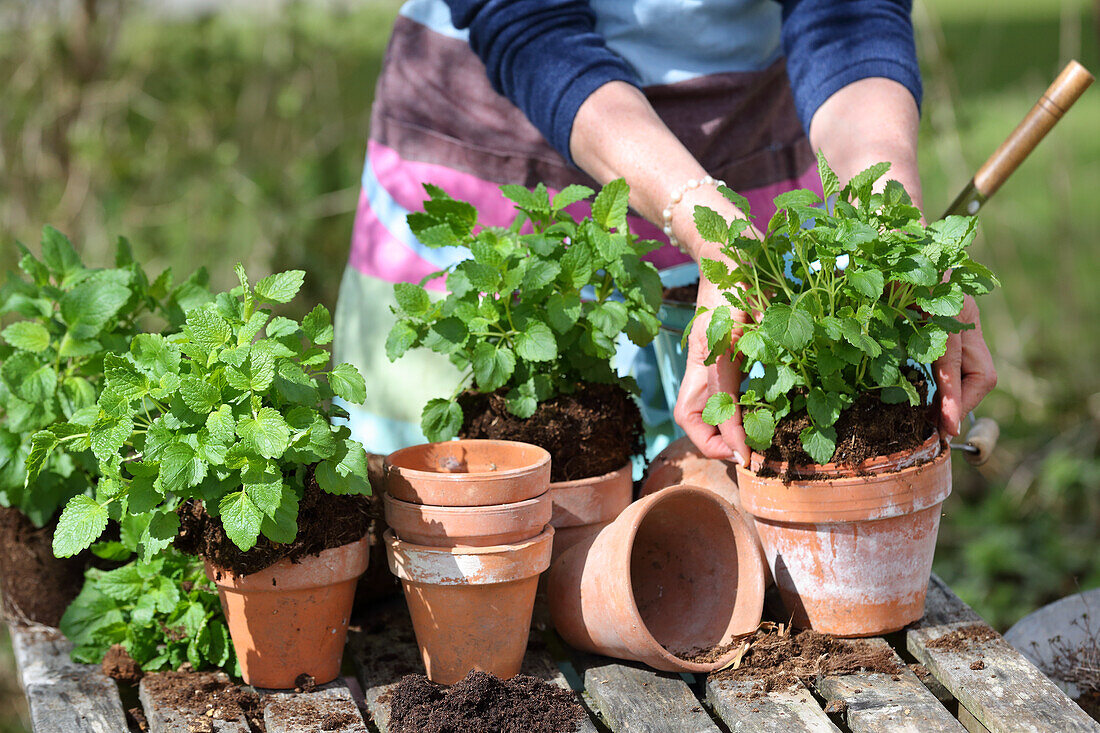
[661,174,726,253]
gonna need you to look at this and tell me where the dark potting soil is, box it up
[458,382,644,482]
[675,637,752,664]
[175,471,373,576]
[387,670,586,733]
[102,643,143,684]
[709,626,903,692]
[141,669,265,731]
[763,377,936,471]
[0,507,87,627]
[1079,692,1100,722]
[663,281,699,304]
[924,623,1001,651]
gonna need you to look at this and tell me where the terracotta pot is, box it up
[383,491,552,547]
[385,527,553,685]
[549,463,633,561]
[548,486,765,673]
[206,537,370,688]
[384,440,551,506]
[639,437,768,581]
[736,434,951,637]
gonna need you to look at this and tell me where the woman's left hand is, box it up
[933,294,997,437]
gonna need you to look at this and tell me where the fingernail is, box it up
[733,451,746,467]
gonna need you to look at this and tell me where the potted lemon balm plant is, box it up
[692,153,998,636]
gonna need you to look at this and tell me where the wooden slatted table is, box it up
[8,574,1098,732]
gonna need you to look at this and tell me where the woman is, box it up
[334,0,997,462]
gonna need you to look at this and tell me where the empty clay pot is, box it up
[549,464,633,561]
[206,536,369,689]
[386,526,554,684]
[548,486,765,673]
[639,437,768,580]
[384,440,551,506]
[736,434,951,637]
[383,491,552,547]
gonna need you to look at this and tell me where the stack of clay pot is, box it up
[382,439,554,684]
[548,463,633,562]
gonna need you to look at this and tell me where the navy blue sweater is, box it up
[444,0,922,166]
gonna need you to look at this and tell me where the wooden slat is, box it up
[907,574,1100,733]
[9,625,128,733]
[706,677,841,732]
[814,639,965,733]
[137,672,250,733]
[350,600,597,733]
[259,680,368,733]
[583,659,720,733]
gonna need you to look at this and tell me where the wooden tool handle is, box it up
[972,60,1093,199]
[964,417,1000,466]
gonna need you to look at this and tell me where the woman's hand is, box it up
[674,277,751,463]
[933,295,997,438]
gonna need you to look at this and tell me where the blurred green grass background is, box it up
[1,0,1098,727]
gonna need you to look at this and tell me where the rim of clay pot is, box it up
[749,432,941,478]
[383,491,552,546]
[385,440,551,506]
[619,486,765,672]
[384,527,554,586]
[549,463,634,528]
[737,445,953,524]
[205,535,370,591]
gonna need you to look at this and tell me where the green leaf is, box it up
[591,178,630,229]
[302,304,334,344]
[90,414,134,462]
[762,304,813,352]
[41,226,82,277]
[24,430,59,483]
[817,150,840,200]
[515,321,557,362]
[840,318,882,358]
[693,206,729,244]
[394,282,430,317]
[800,424,838,464]
[260,491,299,544]
[522,259,561,291]
[179,376,220,413]
[718,186,751,217]
[845,268,885,299]
[315,439,371,496]
[54,496,110,557]
[844,161,891,199]
[130,334,180,378]
[702,392,738,426]
[328,363,367,404]
[915,282,965,317]
[590,301,629,339]
[422,398,463,442]
[907,324,950,363]
[1,322,50,353]
[743,409,777,451]
[386,320,419,361]
[16,362,57,404]
[500,184,550,213]
[807,388,845,428]
[736,329,768,362]
[254,270,305,304]
[205,405,236,444]
[59,280,130,338]
[185,308,232,350]
[219,491,263,551]
[472,342,516,392]
[159,442,206,490]
[546,292,582,333]
[552,184,594,211]
[236,407,291,459]
[893,253,938,287]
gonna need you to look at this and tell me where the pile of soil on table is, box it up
[102,643,142,684]
[663,281,699,303]
[386,670,586,733]
[458,382,644,482]
[141,670,264,731]
[924,623,1001,651]
[762,377,936,472]
[709,626,903,693]
[0,507,86,627]
[175,472,373,577]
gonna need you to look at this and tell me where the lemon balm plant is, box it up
[27,264,370,561]
[388,180,663,442]
[693,153,998,464]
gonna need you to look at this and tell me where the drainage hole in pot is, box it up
[629,493,743,658]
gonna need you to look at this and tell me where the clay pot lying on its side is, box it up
[548,486,764,673]
[206,537,370,689]
[386,527,554,685]
[639,437,768,581]
[736,433,951,637]
[383,492,552,547]
[549,464,633,562]
[384,440,551,506]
